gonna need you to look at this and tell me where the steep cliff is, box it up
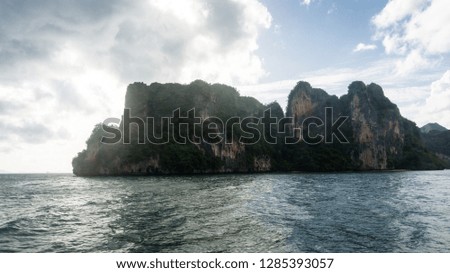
[73,80,277,176]
[72,80,446,176]
[285,81,446,170]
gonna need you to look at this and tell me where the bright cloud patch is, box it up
[372,0,450,74]
[420,70,450,127]
[353,43,377,52]
[300,0,314,6]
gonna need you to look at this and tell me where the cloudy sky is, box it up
[1,0,450,173]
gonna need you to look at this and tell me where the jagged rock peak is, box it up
[348,81,386,98]
[286,81,332,117]
[348,81,366,94]
[290,81,329,98]
[266,101,285,118]
[294,81,313,90]
[367,82,384,95]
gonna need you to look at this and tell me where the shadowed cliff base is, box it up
[72,80,448,176]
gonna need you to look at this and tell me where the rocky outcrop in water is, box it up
[73,80,277,175]
[72,80,446,176]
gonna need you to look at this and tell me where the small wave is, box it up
[0,218,31,234]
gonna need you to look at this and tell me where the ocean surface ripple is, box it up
[1,171,449,252]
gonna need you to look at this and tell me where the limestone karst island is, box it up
[72,80,450,176]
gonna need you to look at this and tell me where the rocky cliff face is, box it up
[73,80,274,176]
[73,80,446,176]
[285,81,445,170]
[286,81,404,169]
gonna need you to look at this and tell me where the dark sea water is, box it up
[0,171,449,253]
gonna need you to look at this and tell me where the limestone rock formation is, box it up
[72,80,446,176]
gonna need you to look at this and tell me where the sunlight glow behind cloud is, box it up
[0,0,271,172]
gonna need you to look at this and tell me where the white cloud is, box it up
[353,43,377,52]
[394,49,433,76]
[300,0,313,6]
[0,0,272,172]
[418,70,450,127]
[372,0,428,29]
[396,71,450,128]
[404,0,450,54]
[109,0,272,84]
[372,0,450,74]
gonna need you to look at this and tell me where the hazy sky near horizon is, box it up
[1,0,450,173]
